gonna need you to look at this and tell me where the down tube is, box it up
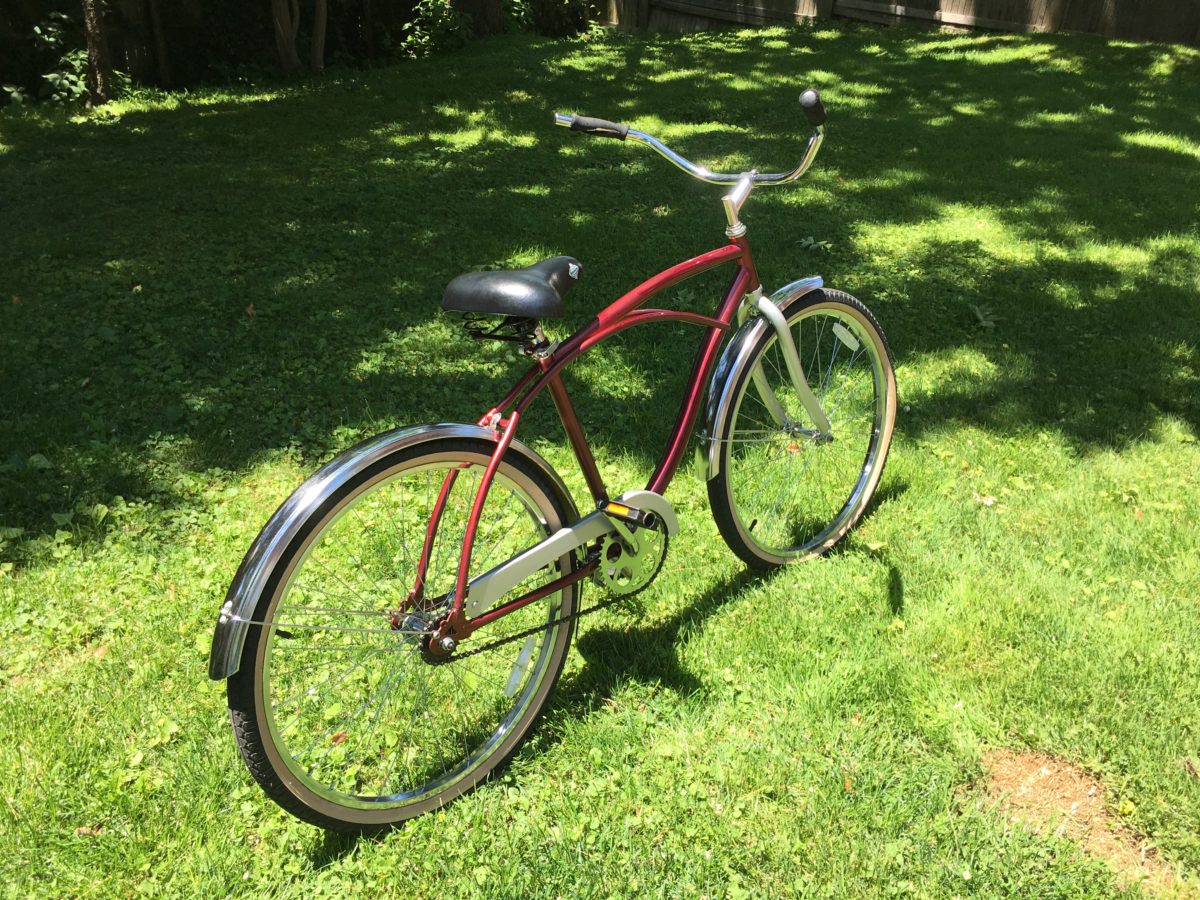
[646,265,751,495]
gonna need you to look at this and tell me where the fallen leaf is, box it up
[331,730,348,745]
[843,776,854,793]
[1134,507,1144,521]
[75,825,102,837]
[93,646,108,661]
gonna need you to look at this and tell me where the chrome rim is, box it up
[724,303,888,560]
[254,452,570,816]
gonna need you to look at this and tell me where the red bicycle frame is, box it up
[414,234,761,645]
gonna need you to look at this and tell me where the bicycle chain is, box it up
[435,588,629,664]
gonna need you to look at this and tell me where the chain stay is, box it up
[440,517,668,664]
[435,590,629,663]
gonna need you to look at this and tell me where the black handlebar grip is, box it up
[569,115,630,140]
[800,89,827,127]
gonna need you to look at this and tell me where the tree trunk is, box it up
[363,0,375,62]
[81,0,113,106]
[270,0,303,76]
[310,0,328,72]
[453,0,504,35]
[146,0,173,88]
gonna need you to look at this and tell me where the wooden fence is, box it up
[605,0,1200,46]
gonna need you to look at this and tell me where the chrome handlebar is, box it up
[552,113,826,187]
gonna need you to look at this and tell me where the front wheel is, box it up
[226,437,578,832]
[708,289,897,569]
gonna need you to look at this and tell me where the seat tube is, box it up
[546,371,607,504]
[445,411,521,631]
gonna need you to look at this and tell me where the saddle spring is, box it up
[460,314,552,357]
[461,313,539,344]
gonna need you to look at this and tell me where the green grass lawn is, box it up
[2,19,1199,896]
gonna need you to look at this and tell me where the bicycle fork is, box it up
[739,279,833,437]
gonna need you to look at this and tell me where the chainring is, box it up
[593,522,669,597]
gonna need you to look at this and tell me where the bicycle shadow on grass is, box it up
[310,830,362,868]
[288,570,765,862]
[550,479,909,714]
[827,480,908,617]
[561,567,764,706]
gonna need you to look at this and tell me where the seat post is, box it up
[523,324,556,360]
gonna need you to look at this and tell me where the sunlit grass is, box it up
[1,18,1198,897]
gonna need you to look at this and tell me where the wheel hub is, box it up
[394,612,432,644]
[785,422,833,444]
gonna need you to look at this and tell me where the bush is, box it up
[398,0,473,57]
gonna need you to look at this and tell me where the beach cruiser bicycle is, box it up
[208,90,897,832]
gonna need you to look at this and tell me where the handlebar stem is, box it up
[722,174,755,238]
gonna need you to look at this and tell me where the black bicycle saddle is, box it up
[442,256,582,320]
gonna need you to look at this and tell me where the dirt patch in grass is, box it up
[983,749,1188,896]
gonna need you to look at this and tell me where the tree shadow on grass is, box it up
[881,237,1199,447]
[0,25,1197,546]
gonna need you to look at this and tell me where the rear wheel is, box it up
[708,289,896,569]
[227,438,577,832]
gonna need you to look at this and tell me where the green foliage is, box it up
[2,9,74,103]
[30,10,72,53]
[36,48,89,103]
[1,0,593,99]
[504,0,537,33]
[398,0,473,58]
[2,8,131,105]
[1,83,32,105]
[1,22,1199,896]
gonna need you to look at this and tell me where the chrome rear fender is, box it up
[208,423,578,680]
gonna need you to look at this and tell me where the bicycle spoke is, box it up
[244,447,577,822]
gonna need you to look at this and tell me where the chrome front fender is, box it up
[208,423,578,680]
[700,277,824,481]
